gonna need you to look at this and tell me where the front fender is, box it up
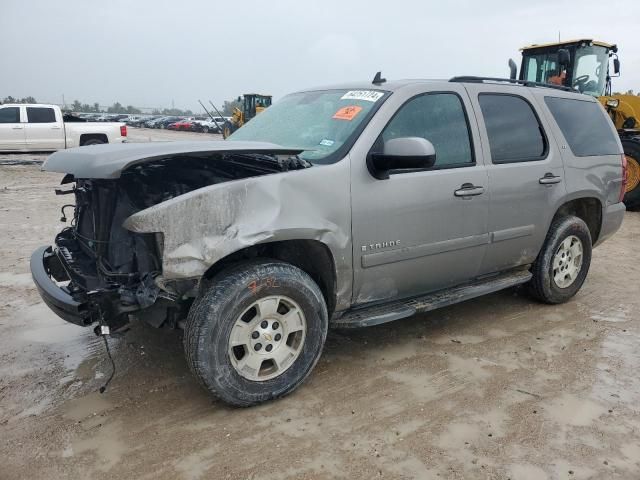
[123,165,352,305]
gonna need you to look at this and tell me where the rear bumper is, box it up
[30,246,92,326]
[595,202,626,247]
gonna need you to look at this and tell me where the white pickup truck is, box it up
[0,103,127,151]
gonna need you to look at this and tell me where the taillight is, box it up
[619,154,628,202]
[120,125,127,137]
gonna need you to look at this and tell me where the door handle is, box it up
[51,126,62,130]
[454,183,485,197]
[12,126,23,130]
[539,173,562,185]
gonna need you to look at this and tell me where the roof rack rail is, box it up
[449,76,575,92]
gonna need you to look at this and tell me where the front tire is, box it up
[528,215,592,304]
[184,260,328,407]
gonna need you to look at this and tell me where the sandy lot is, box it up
[1,129,640,479]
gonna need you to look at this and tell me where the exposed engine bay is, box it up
[49,151,310,332]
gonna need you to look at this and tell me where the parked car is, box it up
[155,116,183,129]
[195,116,228,133]
[0,103,127,151]
[30,78,626,406]
[168,118,199,131]
[142,117,163,128]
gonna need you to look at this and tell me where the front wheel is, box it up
[528,215,592,304]
[184,260,328,406]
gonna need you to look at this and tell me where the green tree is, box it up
[72,100,82,112]
[221,98,241,115]
[125,105,141,114]
[93,102,101,113]
[107,102,124,113]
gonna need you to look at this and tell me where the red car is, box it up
[167,119,196,131]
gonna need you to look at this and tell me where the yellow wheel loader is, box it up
[518,39,640,207]
[222,94,272,139]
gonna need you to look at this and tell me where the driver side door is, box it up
[350,87,490,305]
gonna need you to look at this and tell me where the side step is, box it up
[331,269,532,328]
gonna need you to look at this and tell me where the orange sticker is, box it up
[332,105,362,121]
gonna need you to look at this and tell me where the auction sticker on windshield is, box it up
[340,90,384,102]
[333,106,363,121]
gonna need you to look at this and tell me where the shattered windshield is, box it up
[227,89,388,164]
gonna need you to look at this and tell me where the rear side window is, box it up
[544,97,620,156]
[381,93,474,167]
[0,107,20,123]
[478,94,547,163]
[27,107,56,123]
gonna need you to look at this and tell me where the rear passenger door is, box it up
[24,106,65,150]
[465,85,567,274]
[0,106,26,150]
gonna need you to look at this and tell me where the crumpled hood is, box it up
[42,140,304,179]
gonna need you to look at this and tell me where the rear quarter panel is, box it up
[531,89,624,225]
[64,122,125,147]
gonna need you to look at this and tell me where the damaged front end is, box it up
[31,144,308,332]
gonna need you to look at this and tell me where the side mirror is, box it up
[613,58,620,75]
[368,137,436,180]
[558,48,571,67]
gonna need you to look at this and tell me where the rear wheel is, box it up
[622,141,640,209]
[184,260,328,406]
[528,215,592,304]
[202,126,209,134]
[81,138,105,146]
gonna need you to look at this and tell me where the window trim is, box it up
[369,90,477,172]
[0,106,21,124]
[26,106,57,124]
[543,95,620,158]
[478,92,549,164]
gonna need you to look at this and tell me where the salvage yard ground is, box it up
[1,128,640,479]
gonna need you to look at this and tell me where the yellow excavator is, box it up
[222,93,272,139]
[517,39,640,208]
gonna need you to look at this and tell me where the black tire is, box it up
[622,140,640,209]
[222,121,235,139]
[81,138,105,146]
[528,215,592,304]
[184,260,328,407]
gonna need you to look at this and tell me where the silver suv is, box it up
[31,76,626,406]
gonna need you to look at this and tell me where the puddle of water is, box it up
[70,421,126,472]
[17,303,102,375]
[544,393,606,427]
[509,464,549,480]
[63,392,113,421]
[174,446,219,480]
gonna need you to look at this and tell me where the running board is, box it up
[331,269,532,328]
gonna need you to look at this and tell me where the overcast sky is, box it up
[2,0,639,112]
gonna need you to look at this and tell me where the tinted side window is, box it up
[27,107,56,123]
[381,93,473,167]
[544,97,620,156]
[0,107,20,123]
[479,94,547,163]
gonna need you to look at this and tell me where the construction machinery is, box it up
[222,93,272,139]
[516,39,640,207]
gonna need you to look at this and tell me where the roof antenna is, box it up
[372,71,386,85]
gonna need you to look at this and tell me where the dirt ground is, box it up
[1,129,640,479]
